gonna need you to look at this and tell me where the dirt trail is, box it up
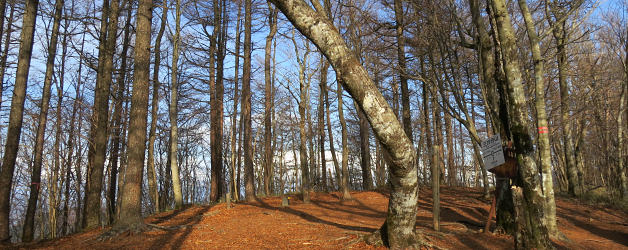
[8,187,628,249]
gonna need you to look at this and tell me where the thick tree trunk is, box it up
[264,4,278,196]
[490,0,552,247]
[243,0,256,202]
[108,2,132,224]
[84,0,119,229]
[148,0,168,213]
[445,115,455,186]
[269,1,420,248]
[22,0,63,242]
[517,0,559,237]
[0,0,39,242]
[111,0,152,231]
[432,145,440,231]
[619,27,628,201]
[210,0,226,203]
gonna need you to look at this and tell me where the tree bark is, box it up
[148,0,168,213]
[319,58,328,192]
[111,0,152,231]
[0,0,40,242]
[243,0,256,202]
[230,0,242,201]
[84,0,119,229]
[490,0,552,247]
[338,79,351,200]
[269,1,420,247]
[22,0,63,241]
[264,3,278,196]
[168,0,183,209]
[358,103,373,190]
[517,0,559,237]
[394,0,412,142]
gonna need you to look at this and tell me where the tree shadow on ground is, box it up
[148,205,214,250]
[248,199,377,233]
[560,213,628,246]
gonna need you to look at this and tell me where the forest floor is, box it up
[7,186,628,249]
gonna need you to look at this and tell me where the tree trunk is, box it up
[358,103,373,190]
[517,0,559,237]
[111,0,152,232]
[394,0,412,142]
[22,0,63,241]
[619,27,628,201]
[432,145,440,231]
[108,1,132,224]
[319,58,328,192]
[269,1,420,248]
[264,3,278,196]
[243,0,256,202]
[210,0,226,203]
[230,0,242,201]
[445,115,455,186]
[84,0,120,229]
[148,0,168,213]
[0,0,11,111]
[490,0,552,247]
[169,0,183,209]
[338,79,351,200]
[0,0,40,242]
[326,79,341,189]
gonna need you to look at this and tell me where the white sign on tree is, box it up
[481,134,505,170]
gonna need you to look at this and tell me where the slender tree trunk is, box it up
[432,145,440,231]
[269,1,420,247]
[0,0,40,242]
[358,103,373,190]
[0,0,10,111]
[517,0,559,237]
[319,58,328,192]
[445,115,455,186]
[148,0,168,213]
[490,0,552,247]
[22,0,63,241]
[169,0,183,209]
[326,80,341,189]
[394,0,412,142]
[230,0,242,201]
[264,3,278,196]
[338,79,351,200]
[243,0,256,202]
[111,0,152,232]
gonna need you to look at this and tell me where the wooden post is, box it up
[432,145,440,231]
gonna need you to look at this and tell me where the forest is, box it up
[0,0,626,248]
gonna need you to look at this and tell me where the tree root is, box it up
[97,223,157,241]
[364,229,434,249]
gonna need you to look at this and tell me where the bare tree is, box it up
[0,0,40,242]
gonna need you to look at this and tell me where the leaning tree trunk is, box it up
[517,0,559,237]
[269,0,420,248]
[110,0,152,232]
[490,0,552,248]
[0,0,39,242]
[22,0,63,242]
